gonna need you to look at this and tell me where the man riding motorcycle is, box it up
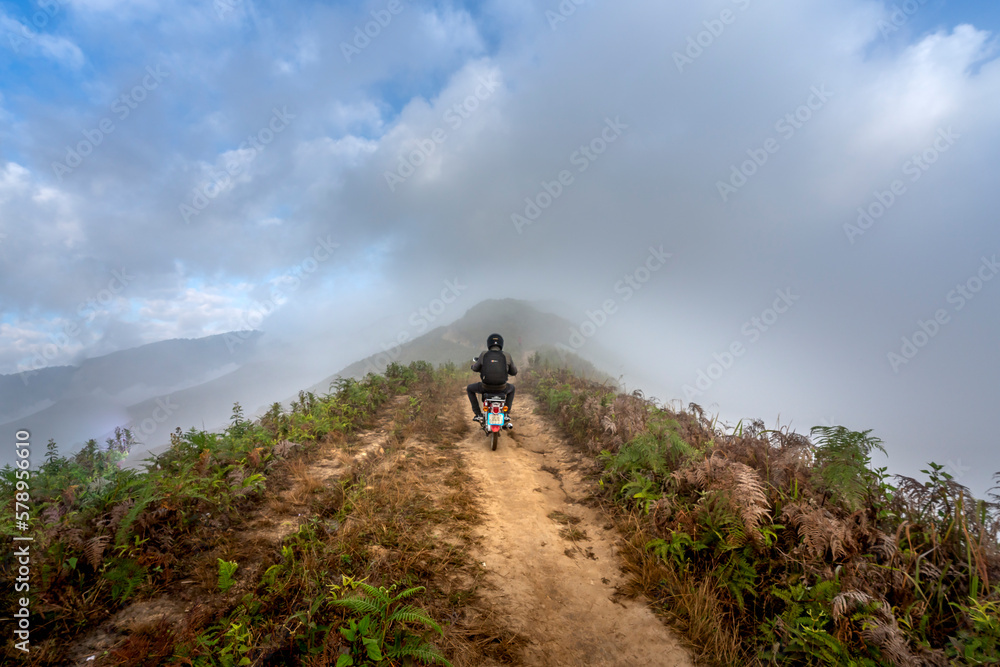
[467,333,517,428]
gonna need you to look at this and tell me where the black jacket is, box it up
[471,348,517,382]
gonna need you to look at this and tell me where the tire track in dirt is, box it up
[457,395,694,667]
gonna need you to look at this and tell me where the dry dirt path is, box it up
[457,395,694,667]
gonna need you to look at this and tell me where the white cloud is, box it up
[3,0,1000,491]
[417,5,485,54]
[0,163,84,248]
[855,24,995,153]
[0,162,31,201]
[369,58,505,188]
[0,10,84,68]
[292,134,379,184]
[327,100,385,135]
[136,283,256,338]
[276,35,319,74]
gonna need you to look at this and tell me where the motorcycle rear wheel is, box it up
[490,431,499,451]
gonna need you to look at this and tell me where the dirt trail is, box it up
[66,393,694,665]
[458,395,694,667]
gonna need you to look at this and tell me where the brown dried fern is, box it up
[273,440,300,457]
[197,448,211,475]
[832,590,925,667]
[61,484,80,505]
[869,532,898,562]
[41,503,65,526]
[601,415,617,435]
[227,465,246,489]
[781,502,857,560]
[109,499,135,532]
[84,535,111,569]
[675,454,771,542]
[59,526,85,551]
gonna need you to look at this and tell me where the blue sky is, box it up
[897,0,1000,39]
[2,0,1000,493]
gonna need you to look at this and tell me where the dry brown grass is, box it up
[266,494,292,516]
[548,510,582,525]
[615,514,752,666]
[558,526,589,542]
[285,458,325,504]
[107,618,179,666]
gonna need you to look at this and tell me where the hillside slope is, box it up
[17,364,694,666]
[0,332,264,468]
[11,359,997,665]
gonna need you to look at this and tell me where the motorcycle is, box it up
[479,392,511,451]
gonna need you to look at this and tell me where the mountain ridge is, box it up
[305,298,615,394]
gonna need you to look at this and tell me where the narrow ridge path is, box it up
[457,394,694,667]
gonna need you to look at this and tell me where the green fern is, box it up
[114,484,162,547]
[810,426,886,511]
[103,557,146,602]
[385,641,450,663]
[620,474,661,513]
[333,597,381,616]
[328,577,451,666]
[217,558,238,592]
[647,531,704,568]
[713,546,758,611]
[386,604,441,631]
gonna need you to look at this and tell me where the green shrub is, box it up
[810,425,887,512]
[329,577,452,667]
[947,598,1000,665]
[217,559,238,592]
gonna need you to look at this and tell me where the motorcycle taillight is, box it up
[491,406,499,413]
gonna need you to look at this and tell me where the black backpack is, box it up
[480,350,508,386]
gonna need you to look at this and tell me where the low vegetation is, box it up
[524,354,1000,666]
[1,362,516,666]
[7,349,997,666]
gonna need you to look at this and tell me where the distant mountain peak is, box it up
[311,298,613,391]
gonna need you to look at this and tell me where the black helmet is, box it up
[487,333,504,350]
